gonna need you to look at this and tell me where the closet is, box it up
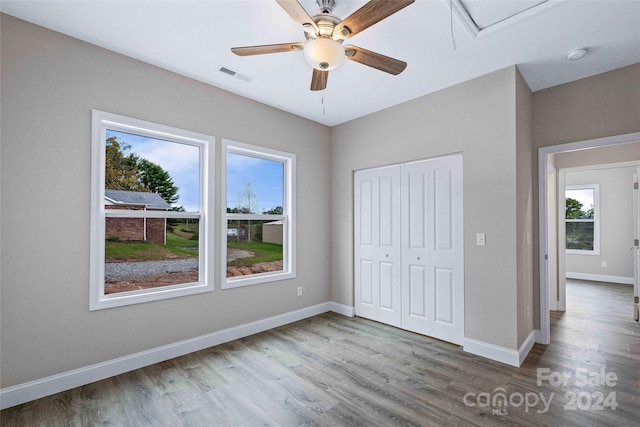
[354,154,464,345]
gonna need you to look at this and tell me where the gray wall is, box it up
[564,166,637,280]
[330,67,523,350]
[532,63,640,327]
[516,71,534,345]
[0,14,331,388]
[554,142,640,170]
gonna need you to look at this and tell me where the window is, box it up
[91,110,213,310]
[565,184,600,255]
[222,140,296,288]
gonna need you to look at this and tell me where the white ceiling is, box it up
[2,0,639,126]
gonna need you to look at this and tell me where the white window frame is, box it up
[222,140,296,289]
[565,183,600,255]
[90,110,214,310]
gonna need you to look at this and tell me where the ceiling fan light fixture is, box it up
[304,37,345,71]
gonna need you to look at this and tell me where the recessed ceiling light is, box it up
[566,48,588,61]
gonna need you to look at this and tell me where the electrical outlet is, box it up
[297,286,302,297]
[476,233,486,246]
[602,261,607,268]
[526,305,531,319]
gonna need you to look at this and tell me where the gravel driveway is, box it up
[105,258,198,282]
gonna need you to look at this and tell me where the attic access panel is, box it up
[451,0,557,37]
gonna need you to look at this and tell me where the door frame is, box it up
[538,131,640,344]
[633,168,640,321]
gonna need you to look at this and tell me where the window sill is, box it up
[222,270,296,289]
[90,281,213,311]
[566,249,600,256]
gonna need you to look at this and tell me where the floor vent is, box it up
[218,66,251,82]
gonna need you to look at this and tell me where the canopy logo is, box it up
[463,367,618,417]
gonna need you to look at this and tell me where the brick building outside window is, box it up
[105,189,171,244]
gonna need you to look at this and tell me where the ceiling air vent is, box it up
[218,66,251,82]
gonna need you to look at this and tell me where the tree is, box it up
[105,137,144,191]
[263,206,283,215]
[227,207,251,214]
[582,206,594,219]
[236,183,259,241]
[137,158,180,205]
[105,136,180,207]
[237,182,258,214]
[565,198,583,219]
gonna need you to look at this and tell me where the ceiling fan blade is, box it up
[311,69,329,91]
[334,0,414,38]
[344,45,407,75]
[231,42,304,56]
[275,0,319,34]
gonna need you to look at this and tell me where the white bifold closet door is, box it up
[401,155,464,344]
[354,155,464,345]
[354,165,402,327]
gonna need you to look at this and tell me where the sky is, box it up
[566,188,594,211]
[106,130,284,213]
[227,152,283,213]
[107,130,201,212]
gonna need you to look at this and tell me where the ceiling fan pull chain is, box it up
[450,0,457,51]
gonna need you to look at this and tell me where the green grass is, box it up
[106,231,285,265]
[166,231,198,248]
[227,240,283,266]
[179,221,199,233]
[106,230,198,262]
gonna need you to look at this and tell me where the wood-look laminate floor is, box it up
[2,280,639,426]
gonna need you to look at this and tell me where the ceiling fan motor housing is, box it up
[305,13,342,40]
[316,0,336,14]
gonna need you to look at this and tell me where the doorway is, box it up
[538,132,640,344]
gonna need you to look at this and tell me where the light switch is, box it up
[476,233,486,246]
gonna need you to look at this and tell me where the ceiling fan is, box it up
[231,0,414,91]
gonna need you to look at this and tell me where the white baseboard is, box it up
[534,329,545,344]
[566,272,633,285]
[329,301,355,317]
[463,330,536,367]
[1,302,341,410]
[518,330,536,366]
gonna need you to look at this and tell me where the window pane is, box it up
[566,221,594,250]
[226,152,283,214]
[105,218,199,294]
[565,188,594,219]
[226,219,283,278]
[105,129,200,212]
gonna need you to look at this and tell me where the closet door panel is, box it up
[354,166,401,326]
[378,176,394,247]
[359,260,374,305]
[408,172,427,249]
[409,266,427,317]
[433,267,454,324]
[401,163,430,334]
[379,261,395,309]
[433,167,454,252]
[429,155,464,344]
[376,166,402,327]
[354,171,377,319]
